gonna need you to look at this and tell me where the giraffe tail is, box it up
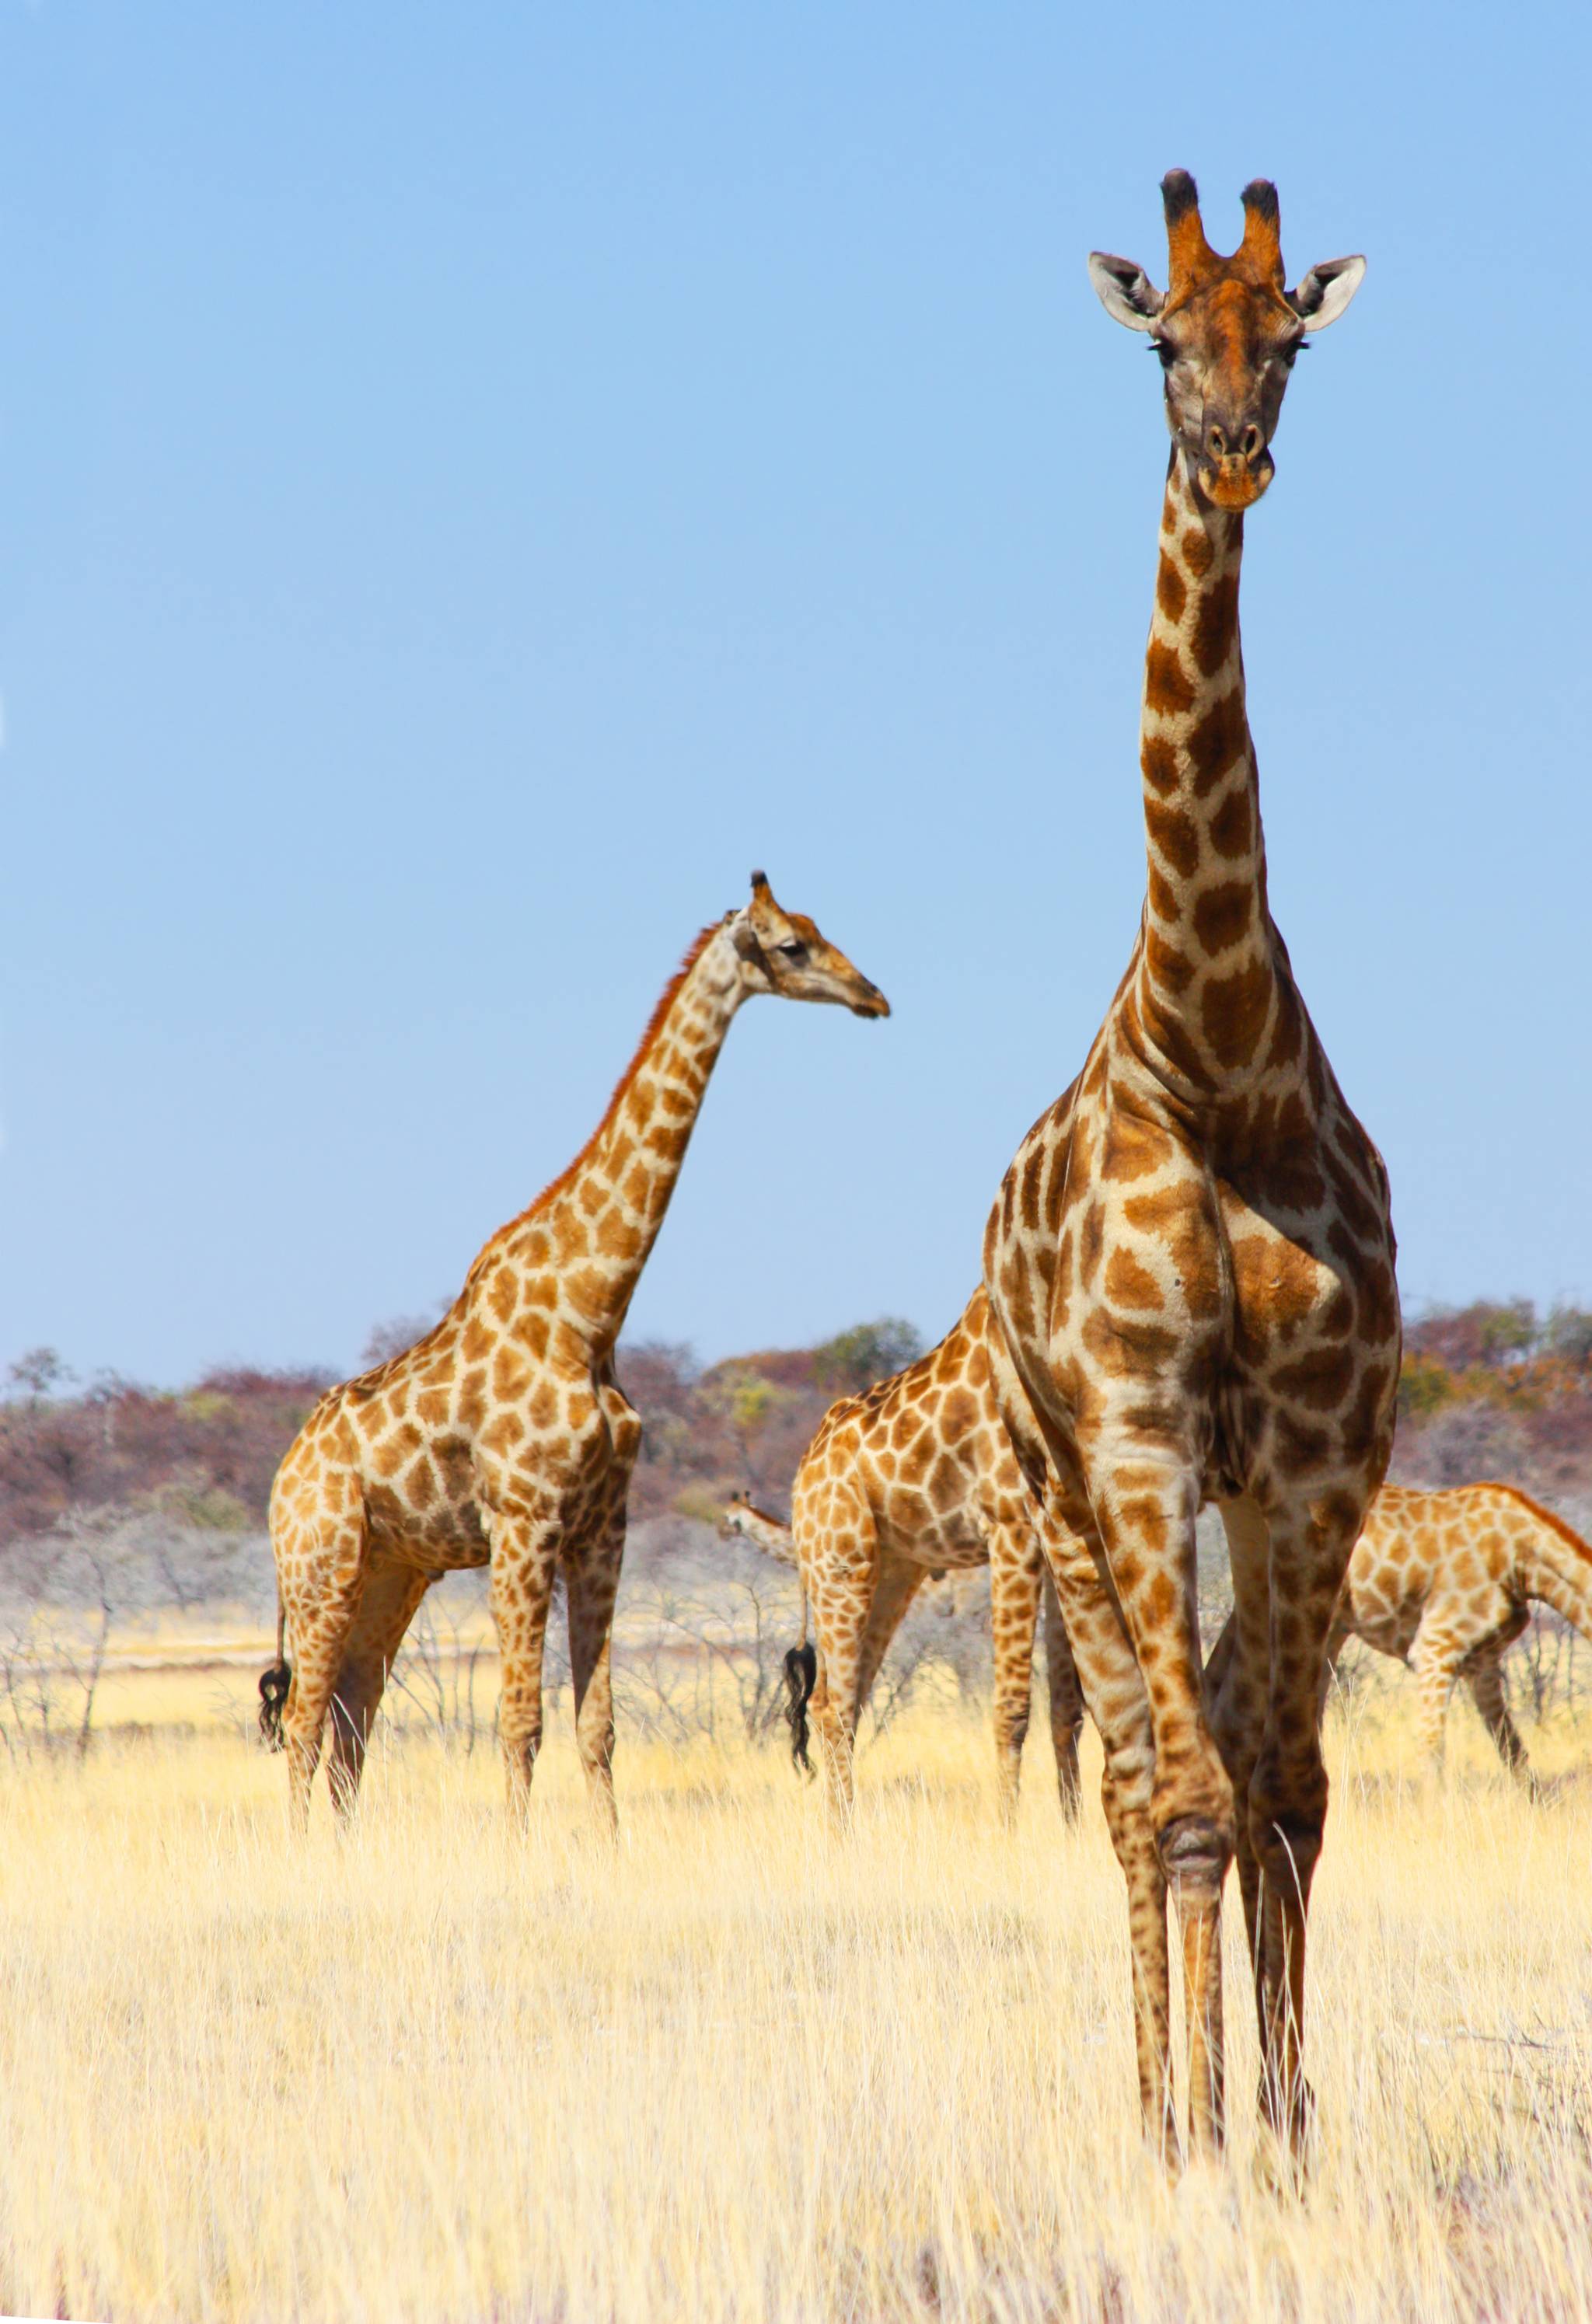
[257,1594,291,1751]
[782,1640,818,1779]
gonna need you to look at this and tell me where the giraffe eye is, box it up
[775,939,806,958]
[1151,338,1177,370]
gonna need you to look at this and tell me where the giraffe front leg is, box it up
[987,1527,1042,1830]
[564,1520,625,1844]
[1043,1518,1175,2160]
[1085,1441,1231,2162]
[1240,1495,1361,2168]
[1042,1563,1085,1821]
[485,1508,560,1824]
[1409,1613,1466,1788]
[1209,1502,1271,2078]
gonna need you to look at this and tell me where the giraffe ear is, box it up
[1288,254,1365,332]
[1088,251,1164,331]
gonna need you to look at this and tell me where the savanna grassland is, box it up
[3,1652,1592,2324]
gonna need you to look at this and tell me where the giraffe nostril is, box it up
[1207,426,1227,459]
[1241,424,1262,460]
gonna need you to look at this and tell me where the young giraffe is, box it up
[1212,1482,1592,1783]
[261,874,888,1834]
[770,1287,1085,1825]
[982,174,1399,2164]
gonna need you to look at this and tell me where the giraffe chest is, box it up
[990,1062,1398,1501]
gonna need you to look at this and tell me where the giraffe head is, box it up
[728,871,890,1018]
[719,1489,758,1541]
[1088,172,1365,511]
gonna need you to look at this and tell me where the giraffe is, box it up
[260,874,889,1834]
[1210,1482,1592,1783]
[759,1287,1085,1826]
[719,1491,802,1568]
[981,173,1399,2165]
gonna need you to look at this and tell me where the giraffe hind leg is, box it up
[1042,1565,1085,1821]
[276,1511,372,1834]
[1465,1648,1532,1785]
[803,1492,881,1827]
[853,1549,925,1722]
[987,1528,1042,1830]
[565,1523,625,1842]
[325,1555,433,1816]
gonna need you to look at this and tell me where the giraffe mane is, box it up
[737,1499,787,1530]
[463,921,723,1289]
[1486,1483,1592,1567]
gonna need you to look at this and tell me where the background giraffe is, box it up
[1211,1482,1592,1783]
[770,1286,1084,1825]
[260,874,888,1832]
[982,173,1398,2164]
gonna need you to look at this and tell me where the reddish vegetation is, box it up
[2,1303,1587,1548]
[1393,1302,1592,1500]
[0,1353,335,1542]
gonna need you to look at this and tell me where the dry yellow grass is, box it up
[3,1666,1592,2323]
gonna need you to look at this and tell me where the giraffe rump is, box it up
[782,1642,818,1778]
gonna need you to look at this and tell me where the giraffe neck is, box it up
[536,926,745,1354]
[1133,447,1277,1091]
[742,1509,794,1558]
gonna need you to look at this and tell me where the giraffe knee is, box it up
[1157,1812,1233,1906]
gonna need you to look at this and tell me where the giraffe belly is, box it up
[878,1509,988,1572]
[1342,1586,1420,1663]
[365,1442,491,1569]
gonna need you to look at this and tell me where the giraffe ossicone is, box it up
[261,872,889,1834]
[983,171,1398,2169]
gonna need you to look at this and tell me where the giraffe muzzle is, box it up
[1199,421,1274,510]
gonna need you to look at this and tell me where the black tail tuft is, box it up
[257,1660,291,1751]
[782,1641,818,1779]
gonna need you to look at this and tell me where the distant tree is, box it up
[1545,1306,1592,1368]
[1397,1355,1456,1422]
[1405,1300,1539,1373]
[6,1349,73,1404]
[360,1305,449,1367]
[812,1317,924,1397]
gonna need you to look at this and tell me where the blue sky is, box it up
[2,2,1588,1387]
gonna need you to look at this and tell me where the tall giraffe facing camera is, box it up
[983,173,1398,2165]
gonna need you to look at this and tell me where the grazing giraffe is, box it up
[982,173,1398,2164]
[762,1288,1085,1825]
[260,874,889,1834]
[1210,1483,1592,1783]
